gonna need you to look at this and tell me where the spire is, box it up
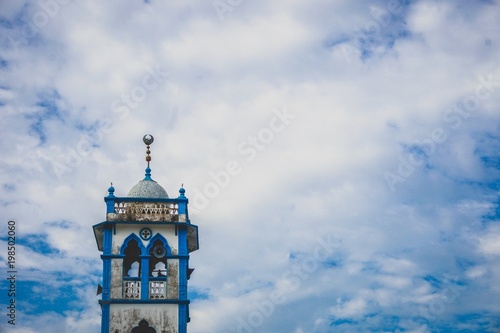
[143,134,154,180]
[127,134,169,198]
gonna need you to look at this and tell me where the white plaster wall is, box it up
[167,260,179,299]
[112,224,178,255]
[109,303,178,333]
[111,258,124,299]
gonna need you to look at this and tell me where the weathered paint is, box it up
[112,224,179,255]
[110,258,123,299]
[107,202,180,222]
[167,261,179,299]
[109,304,178,333]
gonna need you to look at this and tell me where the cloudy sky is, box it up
[1,0,499,332]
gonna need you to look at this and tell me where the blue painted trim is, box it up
[120,234,146,255]
[99,299,190,305]
[103,228,112,255]
[178,225,188,301]
[104,196,115,214]
[145,233,172,254]
[141,257,149,299]
[102,259,111,301]
[94,221,199,228]
[179,304,187,333]
[101,303,110,333]
[138,254,189,259]
[107,197,184,203]
[101,254,125,259]
[178,199,187,215]
[179,258,188,300]
[178,228,187,255]
[102,228,112,302]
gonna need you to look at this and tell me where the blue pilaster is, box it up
[101,304,110,333]
[102,228,112,301]
[179,257,188,300]
[101,227,112,333]
[178,186,188,218]
[178,185,190,333]
[105,184,115,214]
[178,221,188,300]
[140,255,149,300]
[179,304,187,333]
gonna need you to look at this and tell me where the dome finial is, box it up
[107,182,115,197]
[143,134,154,180]
[179,183,186,198]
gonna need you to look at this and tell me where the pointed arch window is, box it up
[146,235,171,299]
[124,238,141,277]
[149,238,167,277]
[121,235,144,299]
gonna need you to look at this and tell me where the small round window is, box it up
[139,228,152,240]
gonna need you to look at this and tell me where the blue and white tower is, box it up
[93,135,199,333]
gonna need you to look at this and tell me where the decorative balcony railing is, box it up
[107,200,186,222]
[123,280,141,299]
[149,281,167,299]
[122,280,172,299]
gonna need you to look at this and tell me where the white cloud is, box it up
[477,225,500,255]
[1,0,500,332]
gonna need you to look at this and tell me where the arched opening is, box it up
[149,238,167,277]
[123,239,141,277]
[122,237,143,299]
[131,319,156,333]
[146,235,170,299]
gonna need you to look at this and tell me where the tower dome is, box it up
[127,178,168,198]
[127,134,168,198]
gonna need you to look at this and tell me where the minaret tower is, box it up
[93,135,199,333]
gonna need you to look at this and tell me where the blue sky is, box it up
[0,0,499,332]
